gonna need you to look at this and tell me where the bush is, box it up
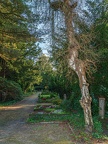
[40,90,58,98]
[39,95,51,99]
[92,116,103,138]
[60,95,82,112]
[60,99,73,112]
[0,77,23,102]
[52,98,62,105]
[38,90,59,103]
[50,92,58,98]
[41,90,50,95]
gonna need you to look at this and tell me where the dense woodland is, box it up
[0,0,108,132]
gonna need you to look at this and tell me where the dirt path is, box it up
[0,93,73,144]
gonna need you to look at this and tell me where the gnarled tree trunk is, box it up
[49,0,93,133]
[62,0,93,133]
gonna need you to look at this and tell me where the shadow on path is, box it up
[0,92,73,144]
[0,93,39,126]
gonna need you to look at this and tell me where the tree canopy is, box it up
[0,0,108,133]
[0,0,42,95]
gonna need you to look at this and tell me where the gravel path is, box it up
[0,93,73,144]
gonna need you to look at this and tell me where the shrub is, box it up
[0,77,23,102]
[60,99,73,112]
[40,90,58,98]
[69,113,84,129]
[60,94,82,112]
[38,90,59,103]
[39,95,51,99]
[50,92,58,98]
[41,90,50,95]
[52,98,62,105]
[92,116,103,138]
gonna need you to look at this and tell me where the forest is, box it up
[0,0,108,139]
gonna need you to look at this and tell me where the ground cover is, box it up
[38,91,62,105]
[27,91,108,144]
[0,100,17,106]
[0,93,73,144]
[0,92,108,144]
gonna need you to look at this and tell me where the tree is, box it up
[0,0,41,93]
[0,0,34,60]
[36,54,54,90]
[48,0,93,132]
[19,0,107,132]
[84,0,108,111]
[0,0,34,76]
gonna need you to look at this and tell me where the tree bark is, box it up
[62,0,93,133]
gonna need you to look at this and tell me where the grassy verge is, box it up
[0,92,36,107]
[27,112,108,143]
[28,114,71,123]
[0,100,18,106]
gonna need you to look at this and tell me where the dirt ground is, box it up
[0,93,73,144]
[0,93,108,144]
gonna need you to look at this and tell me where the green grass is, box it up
[28,112,84,125]
[68,113,85,129]
[0,92,36,107]
[40,95,51,98]
[28,111,108,140]
[28,114,71,123]
[0,100,17,106]
[27,112,108,144]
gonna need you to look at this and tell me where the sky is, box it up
[32,0,91,55]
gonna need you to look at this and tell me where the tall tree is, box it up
[48,0,93,132]
[84,0,108,109]
[36,54,54,89]
[0,0,31,76]
[0,0,42,92]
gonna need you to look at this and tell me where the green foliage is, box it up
[69,113,85,129]
[52,97,62,105]
[36,55,54,90]
[90,50,108,110]
[89,91,99,116]
[40,90,52,96]
[60,89,82,112]
[40,95,51,99]
[17,60,42,93]
[0,0,34,61]
[92,117,103,138]
[34,105,44,111]
[28,114,71,123]
[0,100,17,106]
[23,92,35,97]
[41,90,57,96]
[38,90,61,104]
[48,67,75,99]
[28,111,84,130]
[0,1,41,94]
[92,100,99,116]
[60,99,73,112]
[69,114,104,139]
[81,0,108,114]
[36,54,75,99]
[0,77,23,102]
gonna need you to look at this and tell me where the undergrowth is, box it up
[27,111,108,141]
[0,100,18,106]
